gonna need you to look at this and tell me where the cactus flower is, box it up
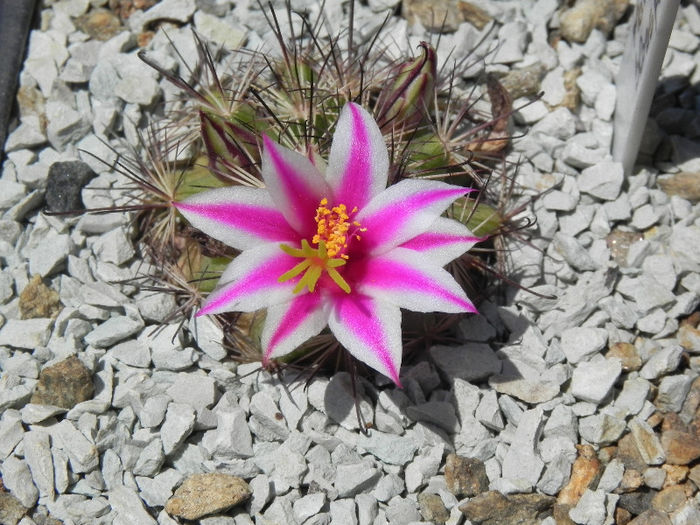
[174,103,480,384]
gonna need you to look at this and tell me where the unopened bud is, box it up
[376,42,436,130]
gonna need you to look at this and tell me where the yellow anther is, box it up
[312,198,363,258]
[278,198,365,295]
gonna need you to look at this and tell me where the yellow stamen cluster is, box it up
[278,198,365,295]
[312,198,363,259]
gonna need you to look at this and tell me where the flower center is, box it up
[278,199,365,294]
[312,198,363,259]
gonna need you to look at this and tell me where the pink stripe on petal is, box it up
[175,201,297,243]
[327,103,389,209]
[262,135,328,234]
[332,294,401,385]
[197,256,295,316]
[360,186,468,251]
[358,256,477,314]
[263,292,324,363]
[337,104,372,207]
[400,231,485,252]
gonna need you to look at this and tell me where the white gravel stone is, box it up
[616,274,676,315]
[538,454,573,496]
[160,402,196,455]
[532,107,577,140]
[22,430,55,499]
[84,315,144,348]
[0,455,39,508]
[629,418,665,465]
[110,339,151,368]
[631,203,661,230]
[560,327,608,364]
[578,412,626,445]
[136,469,182,508]
[194,11,246,49]
[138,394,170,428]
[129,0,196,31]
[0,179,26,209]
[166,373,217,412]
[642,254,677,290]
[568,489,606,525]
[570,357,621,404]
[597,458,624,492]
[335,462,381,498]
[114,75,161,106]
[0,318,53,349]
[501,407,545,488]
[612,377,650,417]
[4,352,40,378]
[552,233,599,271]
[135,291,178,324]
[640,345,683,380]
[108,484,157,525]
[133,439,165,477]
[430,343,501,382]
[577,161,624,200]
[357,429,418,466]
[643,467,666,490]
[91,227,135,265]
[308,374,373,432]
[248,474,272,515]
[293,492,326,523]
[203,405,253,459]
[330,498,357,525]
[475,389,504,431]
[655,374,694,413]
[54,419,99,473]
[637,308,669,335]
[544,404,578,442]
[356,493,379,525]
[190,315,227,360]
[540,67,567,106]
[0,410,25,459]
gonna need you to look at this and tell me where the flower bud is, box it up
[376,42,436,130]
[200,108,259,180]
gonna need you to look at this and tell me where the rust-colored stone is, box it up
[615,507,633,525]
[661,464,689,488]
[657,172,700,202]
[617,469,644,493]
[661,429,700,465]
[617,433,648,472]
[557,445,600,506]
[19,275,61,319]
[165,473,250,520]
[606,342,642,372]
[627,509,672,525]
[651,484,687,514]
[444,454,489,497]
[31,356,94,409]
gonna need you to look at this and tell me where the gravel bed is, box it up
[1,0,700,524]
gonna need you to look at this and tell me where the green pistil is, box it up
[279,240,351,294]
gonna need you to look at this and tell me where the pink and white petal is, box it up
[174,187,298,250]
[261,293,329,364]
[262,135,331,234]
[197,244,299,316]
[356,179,472,255]
[328,293,403,385]
[326,102,389,209]
[356,247,477,314]
[399,217,486,266]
